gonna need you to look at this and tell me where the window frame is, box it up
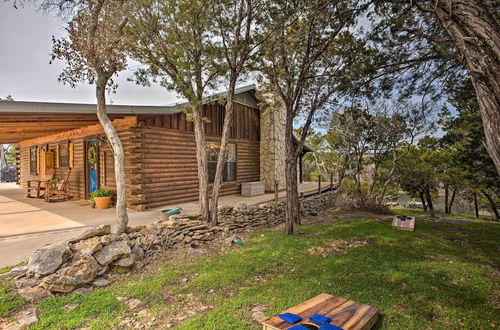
[29,147,37,174]
[59,142,69,168]
[207,143,237,184]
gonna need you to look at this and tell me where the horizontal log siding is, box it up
[19,127,140,207]
[129,126,260,210]
[19,138,86,199]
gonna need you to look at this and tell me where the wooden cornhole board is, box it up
[262,293,379,330]
[392,215,415,231]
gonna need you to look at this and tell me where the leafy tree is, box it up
[126,0,223,222]
[126,0,258,224]
[370,0,500,175]
[394,138,441,215]
[207,0,258,225]
[47,0,130,234]
[440,79,499,219]
[0,95,14,101]
[258,0,371,234]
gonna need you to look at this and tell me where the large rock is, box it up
[93,241,131,266]
[41,255,101,293]
[114,255,135,268]
[70,225,111,243]
[73,236,103,254]
[18,286,53,302]
[28,242,72,275]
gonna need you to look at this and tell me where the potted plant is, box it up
[90,189,114,210]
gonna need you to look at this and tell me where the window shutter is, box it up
[55,144,60,168]
[69,143,74,168]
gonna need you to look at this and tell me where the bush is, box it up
[336,194,391,214]
[90,189,114,198]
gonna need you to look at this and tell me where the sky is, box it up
[0,2,180,105]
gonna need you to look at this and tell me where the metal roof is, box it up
[0,84,257,115]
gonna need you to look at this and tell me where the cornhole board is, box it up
[262,293,379,330]
[392,215,415,231]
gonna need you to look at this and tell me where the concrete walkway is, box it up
[0,181,323,267]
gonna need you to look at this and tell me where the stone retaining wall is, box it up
[6,191,338,298]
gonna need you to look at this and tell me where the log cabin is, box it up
[0,85,310,210]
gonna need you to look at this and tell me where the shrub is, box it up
[336,194,391,214]
[90,189,114,198]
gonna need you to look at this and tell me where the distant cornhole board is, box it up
[392,215,415,231]
[262,293,379,330]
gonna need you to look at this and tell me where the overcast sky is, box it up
[0,2,181,105]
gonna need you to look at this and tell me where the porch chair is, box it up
[26,170,55,198]
[44,170,72,202]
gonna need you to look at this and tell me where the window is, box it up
[208,143,236,184]
[30,147,37,174]
[59,143,69,167]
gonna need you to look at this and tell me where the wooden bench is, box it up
[262,293,379,330]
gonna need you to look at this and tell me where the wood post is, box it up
[330,172,333,190]
[318,175,321,194]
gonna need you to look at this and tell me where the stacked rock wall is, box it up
[10,191,338,297]
[259,94,287,191]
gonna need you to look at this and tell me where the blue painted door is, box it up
[87,140,98,194]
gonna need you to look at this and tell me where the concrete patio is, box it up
[0,181,325,267]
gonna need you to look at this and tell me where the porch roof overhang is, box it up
[0,101,181,144]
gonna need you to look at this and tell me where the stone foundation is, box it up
[6,191,338,298]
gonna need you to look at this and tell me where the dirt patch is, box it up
[306,239,369,257]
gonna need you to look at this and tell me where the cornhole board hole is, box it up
[262,293,379,330]
[392,215,415,231]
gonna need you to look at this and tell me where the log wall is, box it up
[17,102,261,210]
[127,126,260,210]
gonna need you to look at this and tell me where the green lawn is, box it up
[1,215,499,329]
[390,206,498,223]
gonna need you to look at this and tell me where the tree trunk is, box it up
[425,184,434,216]
[353,172,362,196]
[284,111,299,234]
[473,192,479,218]
[482,190,500,220]
[96,81,129,235]
[209,78,237,225]
[367,161,380,197]
[449,188,456,214]
[432,0,500,175]
[192,105,209,221]
[419,190,427,211]
[444,184,449,214]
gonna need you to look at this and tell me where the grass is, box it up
[390,206,498,222]
[1,214,499,329]
[0,280,27,317]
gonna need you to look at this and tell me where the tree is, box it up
[208,0,258,225]
[371,1,500,175]
[394,138,441,216]
[440,79,499,220]
[48,0,130,234]
[0,95,14,101]
[126,0,222,221]
[258,0,371,234]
